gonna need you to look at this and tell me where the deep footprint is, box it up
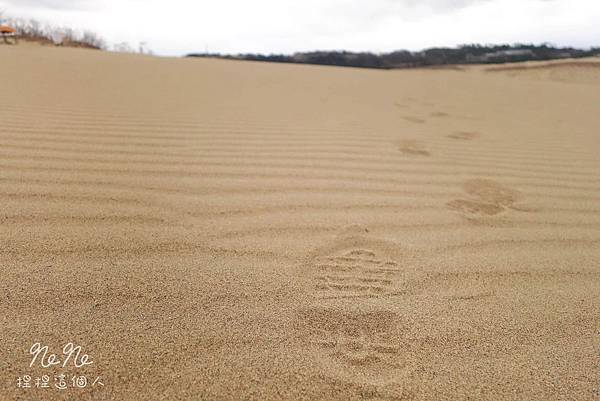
[298,230,409,382]
[301,308,401,370]
[313,248,401,300]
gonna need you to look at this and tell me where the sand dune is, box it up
[1,45,599,400]
[487,58,600,84]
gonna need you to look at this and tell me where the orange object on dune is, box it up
[0,25,16,34]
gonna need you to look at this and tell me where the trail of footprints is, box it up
[301,115,520,389]
[395,127,529,219]
[314,248,401,300]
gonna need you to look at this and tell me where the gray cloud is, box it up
[0,0,94,11]
[321,0,495,28]
[397,0,491,10]
[0,0,597,56]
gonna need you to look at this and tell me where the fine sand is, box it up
[0,45,599,400]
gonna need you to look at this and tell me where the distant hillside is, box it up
[188,44,600,69]
[1,16,105,49]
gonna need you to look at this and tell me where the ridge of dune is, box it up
[1,45,599,400]
[484,57,600,84]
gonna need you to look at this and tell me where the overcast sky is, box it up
[1,0,599,56]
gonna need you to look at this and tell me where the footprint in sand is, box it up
[402,116,426,124]
[399,139,430,157]
[299,229,405,382]
[302,308,401,370]
[463,179,520,206]
[314,248,401,300]
[447,131,480,140]
[446,199,504,216]
[447,179,527,217]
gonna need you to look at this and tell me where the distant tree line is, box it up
[1,15,153,54]
[188,44,600,69]
[1,16,106,49]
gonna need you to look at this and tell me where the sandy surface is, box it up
[0,45,599,400]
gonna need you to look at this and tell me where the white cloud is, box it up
[0,0,598,56]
